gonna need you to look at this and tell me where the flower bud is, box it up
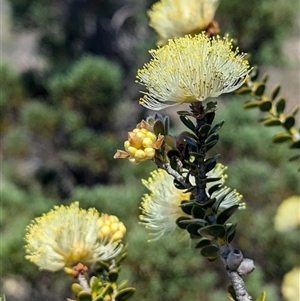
[98,214,126,242]
[114,120,164,164]
[226,248,243,270]
[237,258,255,276]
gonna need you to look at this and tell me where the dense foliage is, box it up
[1,0,299,300]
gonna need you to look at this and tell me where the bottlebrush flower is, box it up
[24,202,123,271]
[149,0,220,45]
[136,33,251,110]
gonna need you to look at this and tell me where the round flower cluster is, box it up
[114,120,164,164]
[136,33,251,110]
[98,214,126,242]
[24,202,124,272]
[148,0,220,45]
[124,127,157,163]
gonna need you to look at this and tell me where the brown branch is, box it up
[219,246,253,301]
[153,157,190,188]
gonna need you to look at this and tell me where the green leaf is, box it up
[276,98,286,114]
[72,283,83,295]
[289,141,300,149]
[200,245,219,259]
[206,112,216,125]
[272,132,292,143]
[226,224,237,244]
[202,139,218,152]
[205,101,218,113]
[261,73,269,83]
[178,218,208,226]
[195,238,212,249]
[259,101,272,112]
[89,276,100,292]
[176,217,191,229]
[199,198,217,208]
[255,84,265,96]
[212,192,228,213]
[180,115,196,132]
[153,120,165,136]
[78,291,92,301]
[205,156,218,173]
[173,179,186,190]
[198,124,211,137]
[183,135,198,148]
[288,154,300,161]
[217,205,239,224]
[271,84,281,100]
[191,205,206,219]
[243,99,261,109]
[108,269,119,282]
[263,118,281,126]
[115,288,136,301]
[255,291,267,301]
[283,116,295,130]
[236,87,252,95]
[250,66,259,81]
[208,184,222,196]
[291,105,299,117]
[187,223,202,237]
[208,120,225,136]
[198,224,226,239]
[204,133,219,146]
[167,149,181,159]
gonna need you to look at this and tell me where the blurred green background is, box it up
[1,0,299,300]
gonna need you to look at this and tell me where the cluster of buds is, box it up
[114,120,164,164]
[98,214,126,242]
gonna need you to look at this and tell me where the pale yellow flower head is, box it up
[24,202,123,271]
[139,164,245,240]
[136,33,251,110]
[282,266,300,301]
[197,163,245,211]
[140,169,191,240]
[149,0,220,45]
[274,195,300,232]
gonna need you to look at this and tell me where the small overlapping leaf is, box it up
[176,217,192,229]
[180,115,196,132]
[283,116,295,130]
[115,288,136,301]
[225,223,238,244]
[191,205,206,219]
[243,99,261,109]
[259,101,272,112]
[195,238,212,249]
[276,98,286,114]
[208,120,225,136]
[263,117,281,126]
[198,124,211,137]
[272,132,292,143]
[187,223,202,237]
[78,291,92,301]
[204,155,220,173]
[200,245,219,261]
[271,84,281,100]
[198,224,225,239]
[217,205,239,224]
[255,84,265,96]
